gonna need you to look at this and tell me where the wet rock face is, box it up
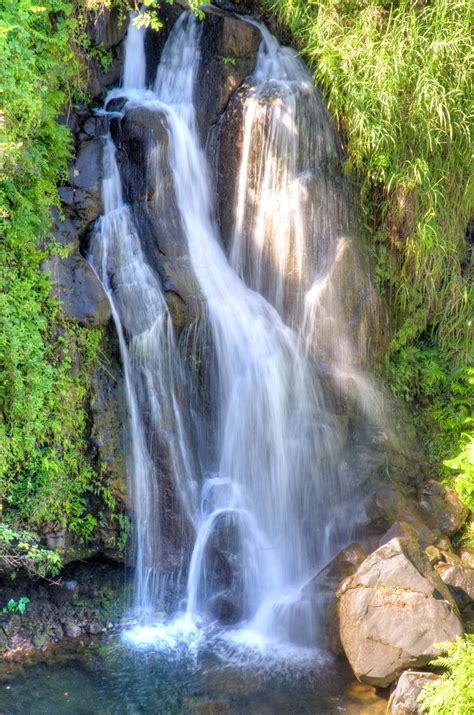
[90,327,128,517]
[202,512,245,625]
[196,10,261,136]
[303,543,367,655]
[388,671,439,715]
[111,103,204,333]
[207,84,247,246]
[337,537,463,687]
[42,253,111,328]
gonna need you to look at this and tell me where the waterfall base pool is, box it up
[0,628,388,714]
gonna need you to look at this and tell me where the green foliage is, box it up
[264,0,472,362]
[389,340,473,526]
[2,597,30,615]
[0,1,112,541]
[419,636,474,715]
[132,0,207,30]
[0,523,62,578]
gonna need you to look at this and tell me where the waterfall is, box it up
[91,10,378,648]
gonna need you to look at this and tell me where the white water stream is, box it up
[89,10,379,654]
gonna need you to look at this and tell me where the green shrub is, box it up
[419,636,474,715]
[0,522,62,578]
[0,1,109,539]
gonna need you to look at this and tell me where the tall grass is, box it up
[263,0,473,360]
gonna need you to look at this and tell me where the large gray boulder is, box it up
[388,671,440,714]
[337,537,463,687]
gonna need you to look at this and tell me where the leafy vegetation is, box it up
[0,523,62,578]
[262,6,473,705]
[2,597,30,615]
[0,0,124,557]
[419,636,474,715]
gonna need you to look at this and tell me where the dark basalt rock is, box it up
[42,252,111,328]
[111,103,204,332]
[85,4,129,50]
[201,512,246,624]
[196,10,261,137]
[86,41,126,101]
[90,327,128,516]
[144,1,185,86]
[49,205,79,250]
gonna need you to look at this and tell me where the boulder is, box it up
[49,206,79,249]
[435,562,474,609]
[69,138,102,193]
[388,671,440,714]
[42,252,111,328]
[417,480,469,536]
[337,537,463,687]
[58,138,103,234]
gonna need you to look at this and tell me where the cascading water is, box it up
[90,9,380,652]
[230,22,378,371]
[88,20,198,617]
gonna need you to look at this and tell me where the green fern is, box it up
[419,636,474,715]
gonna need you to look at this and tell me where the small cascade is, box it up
[90,9,384,651]
[88,25,198,617]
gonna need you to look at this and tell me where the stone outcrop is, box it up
[90,328,128,516]
[388,671,440,714]
[417,480,469,536]
[0,561,130,656]
[337,537,463,687]
[42,253,111,328]
[196,8,261,135]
